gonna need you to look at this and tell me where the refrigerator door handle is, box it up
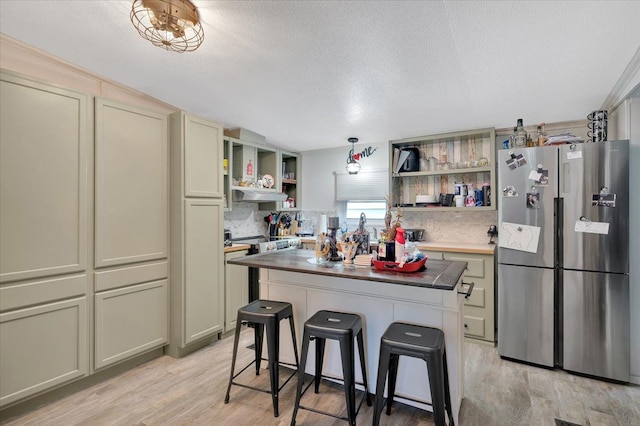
[562,162,571,193]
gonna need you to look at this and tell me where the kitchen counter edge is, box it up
[224,244,251,254]
[227,249,467,291]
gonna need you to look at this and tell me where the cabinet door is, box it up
[224,250,248,332]
[444,252,495,343]
[0,297,88,407]
[95,98,168,268]
[95,280,168,369]
[0,71,88,283]
[184,199,224,344]
[184,115,223,198]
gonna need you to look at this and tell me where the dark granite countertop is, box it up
[227,249,467,290]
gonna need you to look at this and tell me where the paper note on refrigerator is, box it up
[499,222,541,253]
[574,220,609,235]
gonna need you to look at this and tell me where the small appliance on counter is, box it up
[398,147,420,172]
[224,229,232,247]
[403,229,425,242]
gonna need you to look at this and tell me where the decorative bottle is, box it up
[246,159,253,176]
[513,119,527,148]
[537,123,547,146]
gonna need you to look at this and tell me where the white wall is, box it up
[301,141,389,210]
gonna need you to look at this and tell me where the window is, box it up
[342,200,386,236]
[346,201,386,220]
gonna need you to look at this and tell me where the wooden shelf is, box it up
[394,206,495,212]
[392,166,491,178]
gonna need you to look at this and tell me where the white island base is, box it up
[259,268,465,424]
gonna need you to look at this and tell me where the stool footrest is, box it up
[296,374,369,421]
[230,359,298,393]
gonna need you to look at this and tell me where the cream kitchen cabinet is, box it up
[443,252,495,345]
[94,98,169,367]
[173,112,224,198]
[0,277,88,408]
[1,70,88,283]
[93,262,169,370]
[94,98,169,268]
[0,71,90,408]
[224,250,249,332]
[168,112,225,357]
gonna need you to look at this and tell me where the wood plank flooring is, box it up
[2,328,639,425]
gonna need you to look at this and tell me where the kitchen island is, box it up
[228,249,468,424]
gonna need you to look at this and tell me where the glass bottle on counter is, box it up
[537,123,547,146]
[513,118,527,148]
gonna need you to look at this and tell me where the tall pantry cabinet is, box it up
[167,112,225,357]
[93,98,169,369]
[0,70,170,408]
[0,71,89,408]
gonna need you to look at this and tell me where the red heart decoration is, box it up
[353,153,360,160]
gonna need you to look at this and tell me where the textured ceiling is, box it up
[1,1,639,152]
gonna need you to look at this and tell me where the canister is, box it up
[482,183,491,206]
[454,182,468,196]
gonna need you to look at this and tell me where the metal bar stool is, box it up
[373,322,454,426]
[290,310,372,426]
[224,299,299,417]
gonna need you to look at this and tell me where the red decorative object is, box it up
[372,257,427,273]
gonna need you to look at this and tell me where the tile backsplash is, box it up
[223,203,268,237]
[401,210,498,244]
[224,203,496,245]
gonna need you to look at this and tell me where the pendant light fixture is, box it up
[346,137,361,175]
[130,0,204,53]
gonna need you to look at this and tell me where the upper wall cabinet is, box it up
[0,71,88,283]
[94,98,168,268]
[389,127,496,212]
[279,150,302,211]
[171,112,224,198]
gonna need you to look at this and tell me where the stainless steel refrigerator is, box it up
[497,140,629,382]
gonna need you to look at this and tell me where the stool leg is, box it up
[291,330,310,426]
[356,330,372,406]
[443,349,455,426]
[373,345,391,426]
[254,323,264,375]
[314,337,326,393]
[224,316,243,404]
[425,353,446,426]
[339,336,356,426]
[386,354,399,415]
[288,315,300,369]
[266,319,280,417]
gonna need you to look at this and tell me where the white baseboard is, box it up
[630,374,640,385]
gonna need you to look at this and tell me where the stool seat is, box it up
[373,322,454,426]
[304,310,362,338]
[238,299,293,320]
[224,299,299,418]
[290,310,371,426]
[380,322,445,356]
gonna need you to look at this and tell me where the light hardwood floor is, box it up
[2,328,639,426]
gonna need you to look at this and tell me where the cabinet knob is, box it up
[464,323,469,328]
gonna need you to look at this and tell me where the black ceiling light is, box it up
[346,137,361,175]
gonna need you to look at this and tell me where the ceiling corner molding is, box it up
[601,46,640,111]
[0,33,178,114]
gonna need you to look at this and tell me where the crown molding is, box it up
[0,33,178,113]
[601,46,640,111]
